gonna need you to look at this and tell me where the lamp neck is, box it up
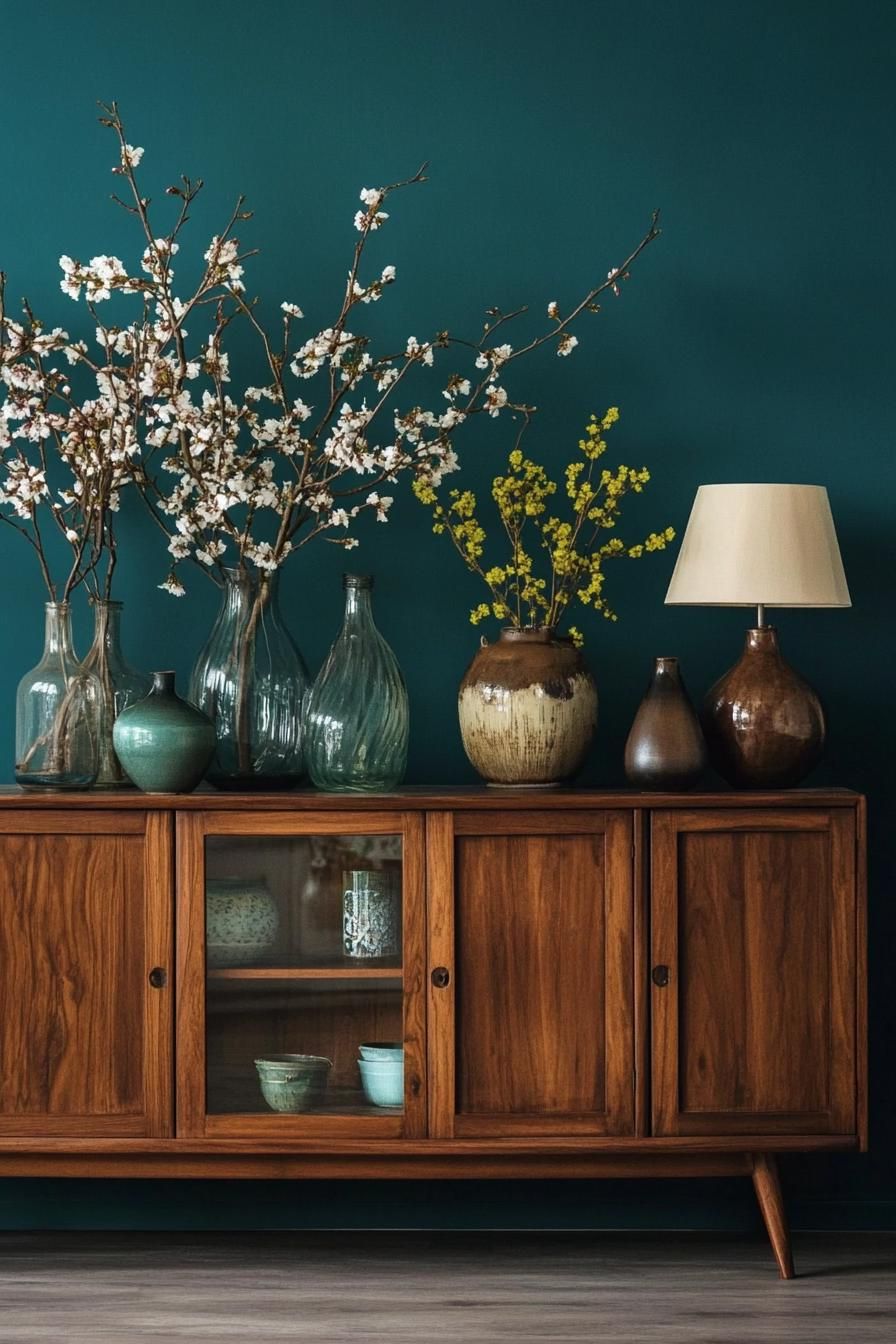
[756,603,766,628]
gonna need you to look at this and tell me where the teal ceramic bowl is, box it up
[255,1054,332,1113]
[358,1058,404,1107]
[359,1042,404,1062]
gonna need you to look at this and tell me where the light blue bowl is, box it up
[359,1042,404,1062]
[358,1058,403,1107]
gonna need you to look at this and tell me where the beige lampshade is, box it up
[665,484,851,608]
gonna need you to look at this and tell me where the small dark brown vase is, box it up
[701,626,825,788]
[624,657,707,790]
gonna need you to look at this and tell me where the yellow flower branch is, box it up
[414,408,675,647]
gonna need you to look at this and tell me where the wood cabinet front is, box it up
[0,810,172,1137]
[650,808,858,1138]
[427,810,635,1138]
[175,810,426,1139]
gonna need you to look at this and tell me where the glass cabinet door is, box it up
[176,812,425,1138]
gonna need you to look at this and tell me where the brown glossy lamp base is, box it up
[701,626,825,788]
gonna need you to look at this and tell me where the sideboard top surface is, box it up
[0,786,864,811]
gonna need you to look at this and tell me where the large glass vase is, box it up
[190,567,310,790]
[15,602,101,790]
[82,598,151,788]
[304,574,409,792]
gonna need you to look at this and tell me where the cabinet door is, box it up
[0,810,172,1137]
[427,810,635,1138]
[651,808,857,1137]
[176,811,426,1139]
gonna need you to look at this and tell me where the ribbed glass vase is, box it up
[15,602,101,790]
[304,574,409,792]
[82,598,151,788]
[190,567,310,790]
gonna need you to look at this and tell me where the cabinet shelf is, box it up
[208,960,402,982]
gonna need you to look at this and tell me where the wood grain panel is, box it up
[0,787,865,812]
[452,812,634,1136]
[632,808,649,1138]
[0,1131,857,1156]
[0,1151,755,1179]
[457,832,605,1116]
[194,811,407,836]
[426,813,456,1139]
[143,811,174,1137]
[175,812,207,1138]
[0,810,145,833]
[0,811,170,1136]
[856,795,868,1150]
[400,812,427,1139]
[651,809,857,1137]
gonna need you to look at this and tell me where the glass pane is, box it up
[205,834,403,1117]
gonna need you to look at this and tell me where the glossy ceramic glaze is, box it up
[624,656,707,790]
[112,671,216,794]
[358,1057,404,1107]
[358,1043,404,1062]
[206,878,279,969]
[701,626,825,788]
[254,1054,332,1113]
[458,628,598,786]
[343,870,401,959]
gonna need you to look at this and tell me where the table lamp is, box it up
[665,483,851,787]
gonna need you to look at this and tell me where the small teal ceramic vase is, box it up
[112,671,215,794]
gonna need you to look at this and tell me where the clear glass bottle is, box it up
[82,598,151,788]
[304,574,409,792]
[15,602,101,790]
[190,567,310,790]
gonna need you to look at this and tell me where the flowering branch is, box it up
[416,409,675,646]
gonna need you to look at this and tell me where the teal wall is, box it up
[0,0,893,1231]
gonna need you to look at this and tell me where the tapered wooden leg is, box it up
[752,1153,795,1279]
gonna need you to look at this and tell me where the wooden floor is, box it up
[0,1232,893,1341]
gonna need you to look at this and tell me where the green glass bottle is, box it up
[304,575,409,792]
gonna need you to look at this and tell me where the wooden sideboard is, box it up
[0,787,866,1278]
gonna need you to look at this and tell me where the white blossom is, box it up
[374,365,399,391]
[557,332,578,357]
[204,236,245,291]
[484,385,508,416]
[405,336,433,366]
[354,204,389,232]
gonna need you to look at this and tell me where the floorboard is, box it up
[0,1231,893,1342]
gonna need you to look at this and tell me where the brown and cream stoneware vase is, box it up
[458,627,598,786]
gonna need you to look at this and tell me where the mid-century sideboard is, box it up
[0,787,866,1278]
